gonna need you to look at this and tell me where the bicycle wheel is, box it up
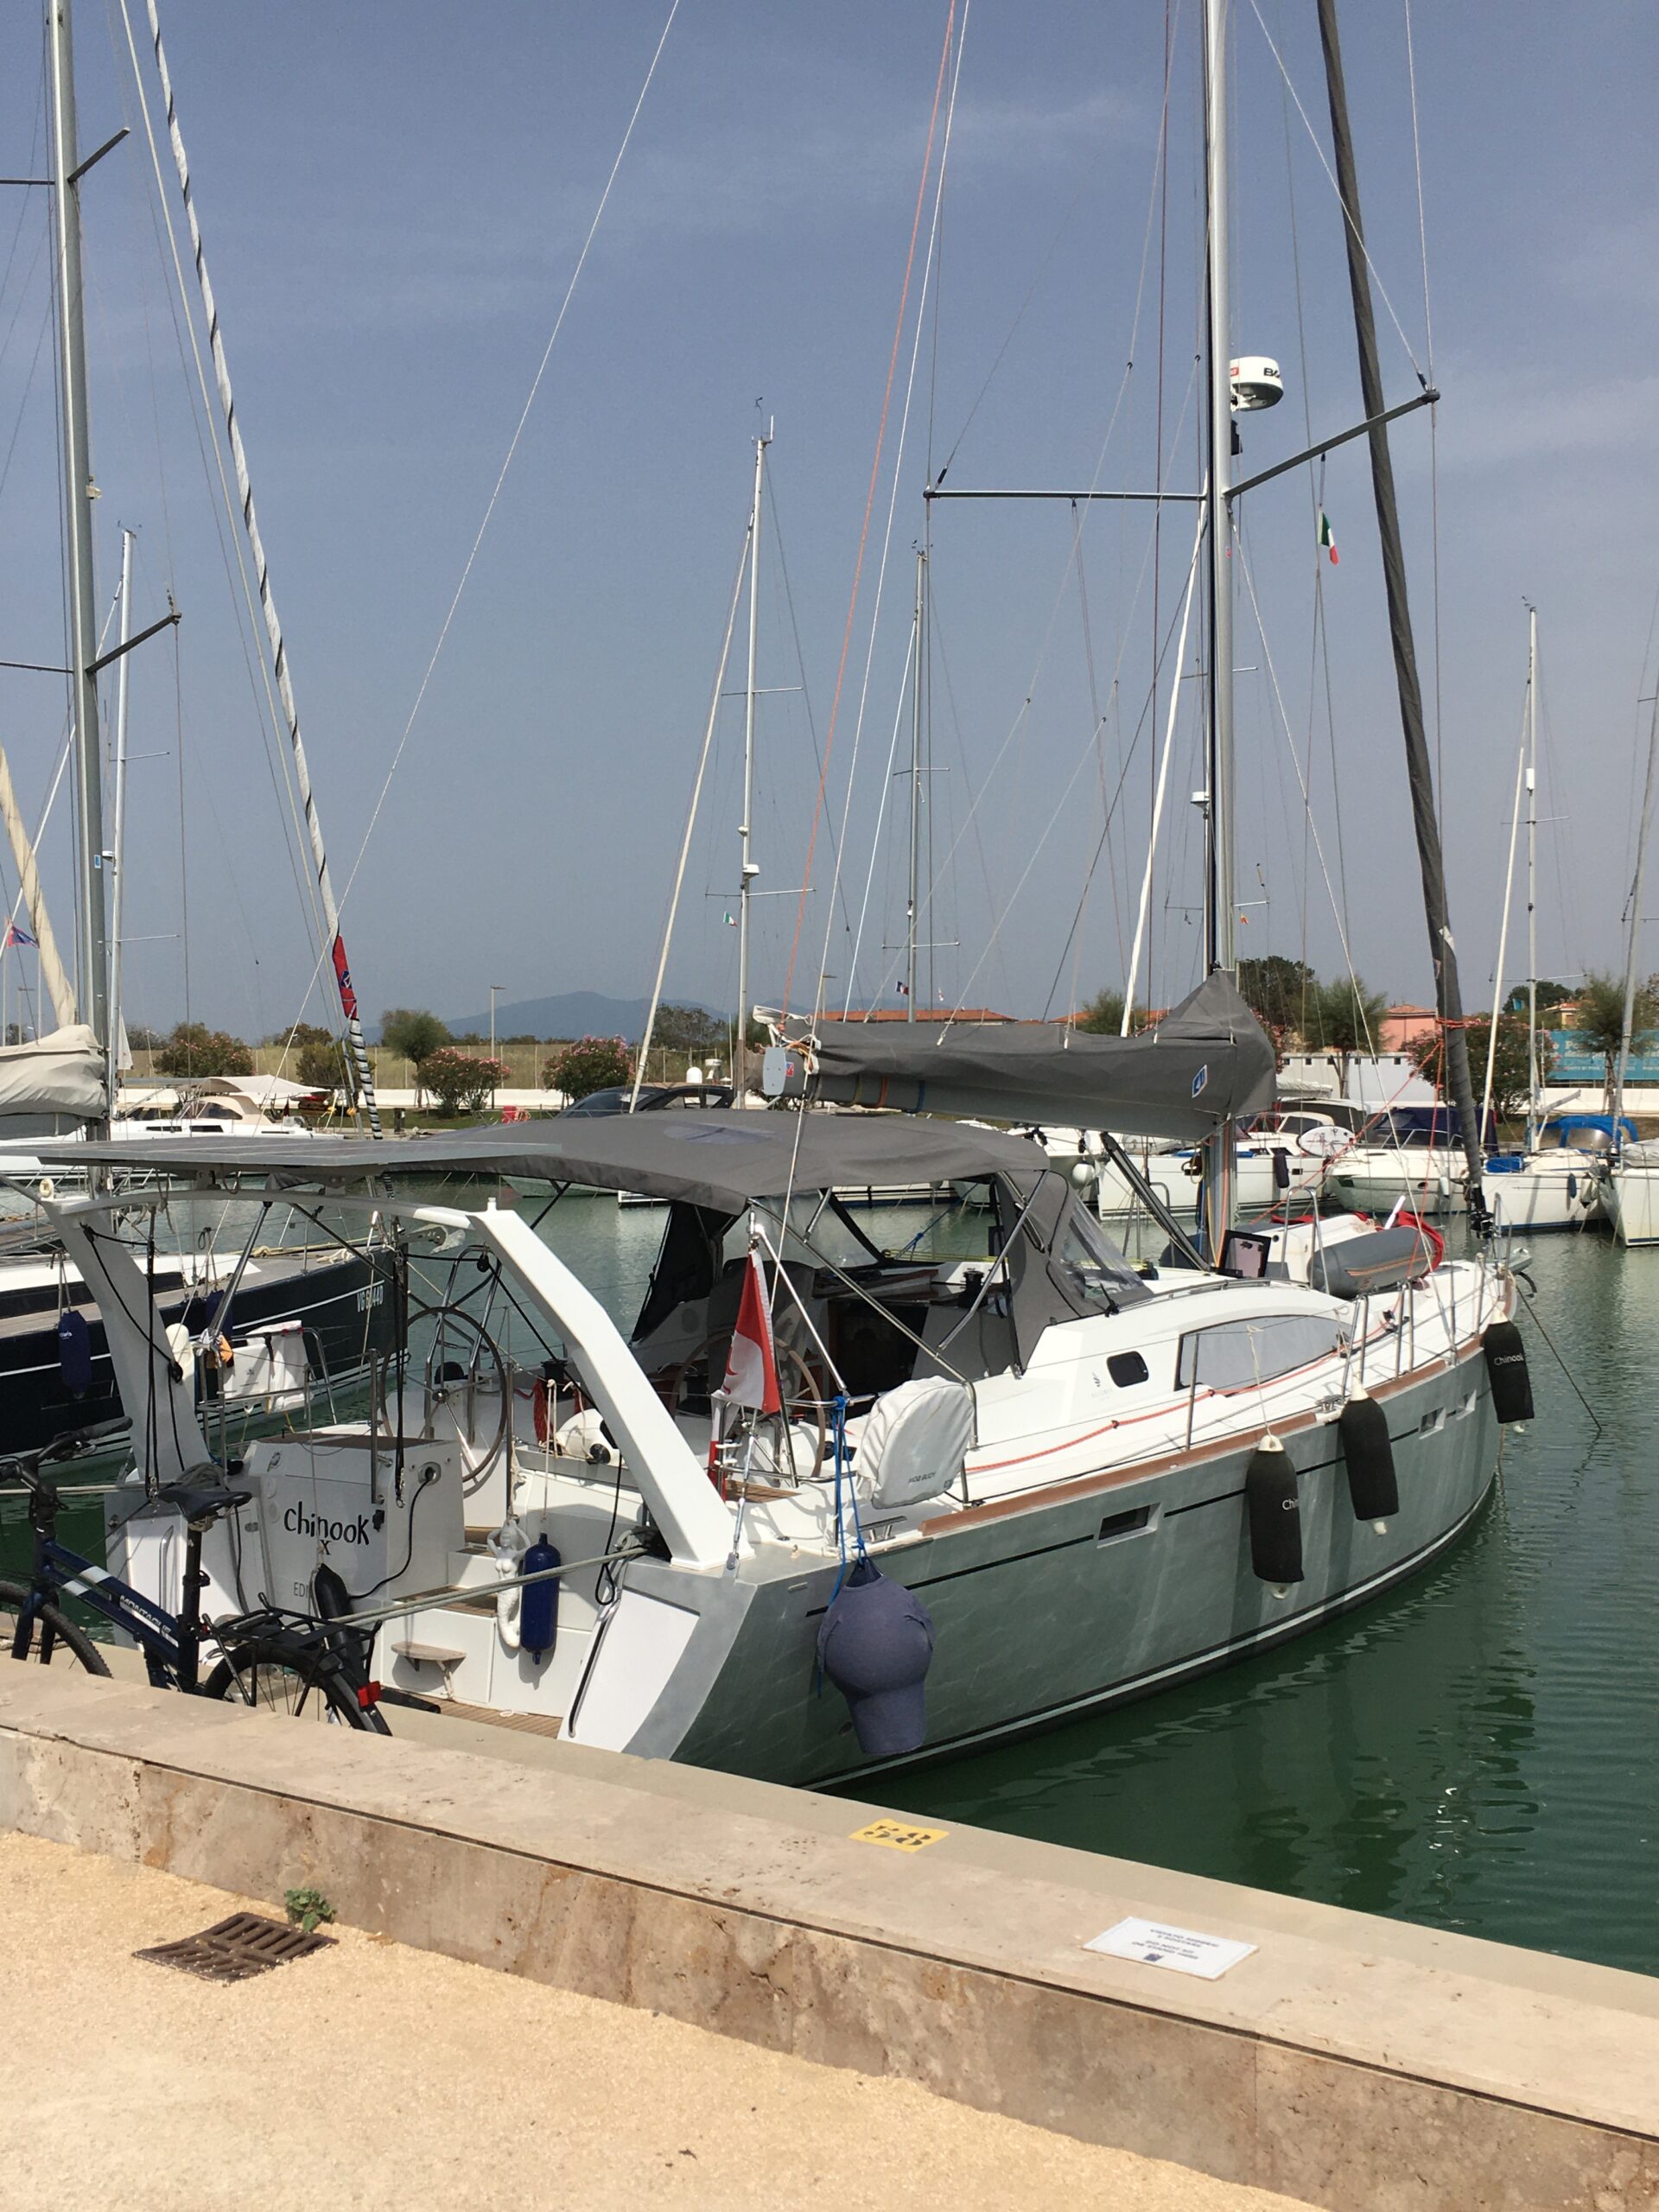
[202,1643,391,1733]
[0,1578,111,1675]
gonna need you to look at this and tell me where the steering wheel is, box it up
[401,1299,512,1495]
[658,1334,828,1483]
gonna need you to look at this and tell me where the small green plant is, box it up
[283,1885,336,1934]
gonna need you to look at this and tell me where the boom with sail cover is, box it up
[784,974,1275,1144]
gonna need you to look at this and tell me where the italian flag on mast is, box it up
[1319,510,1339,566]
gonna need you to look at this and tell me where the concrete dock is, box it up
[3,1669,1658,2209]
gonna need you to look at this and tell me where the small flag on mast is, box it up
[4,923,36,949]
[1318,510,1339,566]
[709,1247,782,1491]
[722,912,736,926]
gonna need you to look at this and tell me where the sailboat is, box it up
[1594,664,1659,1245]
[1479,608,1621,1230]
[18,0,1529,1789]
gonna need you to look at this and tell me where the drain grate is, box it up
[135,1912,334,1983]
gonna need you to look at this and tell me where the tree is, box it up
[296,1034,353,1097]
[652,1003,727,1057]
[126,1023,163,1053]
[379,1008,450,1074]
[156,1021,254,1078]
[1412,1015,1552,1127]
[422,1046,507,1116]
[1305,975,1389,1057]
[1503,979,1573,1017]
[543,1034,632,1100]
[1073,988,1150,1036]
[1571,969,1659,1107]
[1236,955,1316,1037]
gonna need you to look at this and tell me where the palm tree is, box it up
[1571,969,1659,1109]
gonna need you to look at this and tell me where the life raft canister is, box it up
[1245,1433,1302,1585]
[1338,1390,1397,1527]
[1483,1319,1534,1424]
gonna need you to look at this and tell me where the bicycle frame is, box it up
[16,1485,210,1692]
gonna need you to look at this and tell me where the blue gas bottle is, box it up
[518,1535,560,1662]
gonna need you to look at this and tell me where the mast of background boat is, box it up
[1480,653,1529,1136]
[1611,687,1659,1131]
[1198,0,1236,1261]
[734,422,770,1096]
[47,0,109,1071]
[906,546,927,1021]
[1524,603,1539,1151]
[142,3,379,1135]
[105,525,135,1110]
[1317,0,1486,1211]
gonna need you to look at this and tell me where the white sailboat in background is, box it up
[1597,660,1659,1245]
[1479,607,1612,1231]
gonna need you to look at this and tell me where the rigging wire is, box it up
[782,0,963,1022]
[1243,0,1426,379]
[1402,0,1446,812]
[335,0,683,921]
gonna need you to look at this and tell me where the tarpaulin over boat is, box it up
[793,974,1276,1142]
[33,1109,1051,1215]
[0,1024,105,1119]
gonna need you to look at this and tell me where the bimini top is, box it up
[29,1110,1051,1217]
[789,973,1276,1142]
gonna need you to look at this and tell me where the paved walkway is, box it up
[0,1831,1318,2212]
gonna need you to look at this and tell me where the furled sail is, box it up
[791,974,1276,1141]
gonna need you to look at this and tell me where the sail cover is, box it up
[0,1024,106,1120]
[797,974,1276,1141]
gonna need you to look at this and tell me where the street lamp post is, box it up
[489,984,504,1108]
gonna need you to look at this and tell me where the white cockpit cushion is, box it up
[858,1376,975,1509]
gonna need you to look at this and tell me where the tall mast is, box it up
[906,546,926,1022]
[1198,0,1236,1259]
[46,0,109,1055]
[1524,604,1538,1150]
[1317,0,1486,1202]
[734,423,770,1096]
[1613,689,1659,1128]
[107,525,136,1109]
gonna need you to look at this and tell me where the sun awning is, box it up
[28,1109,1051,1215]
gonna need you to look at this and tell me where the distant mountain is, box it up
[429,991,717,1043]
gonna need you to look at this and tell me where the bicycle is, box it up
[0,1442,391,1732]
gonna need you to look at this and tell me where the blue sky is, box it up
[0,2,1652,1041]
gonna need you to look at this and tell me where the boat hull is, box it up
[1482,1160,1603,1232]
[1603,1167,1659,1247]
[613,1327,1502,1788]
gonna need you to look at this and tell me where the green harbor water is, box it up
[4,1191,1651,1976]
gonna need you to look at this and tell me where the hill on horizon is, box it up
[422,990,718,1043]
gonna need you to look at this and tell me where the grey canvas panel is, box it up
[798,973,1276,1141]
[32,1111,1050,1216]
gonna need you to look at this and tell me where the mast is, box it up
[107,525,135,1109]
[1612,689,1659,1128]
[1198,0,1236,1260]
[1524,603,1539,1150]
[143,2,381,1135]
[1316,0,1486,1204]
[734,423,769,1095]
[906,546,926,1021]
[46,0,109,1056]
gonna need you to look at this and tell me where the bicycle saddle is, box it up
[155,1474,253,1525]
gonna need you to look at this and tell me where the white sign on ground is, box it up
[1085,1916,1256,1980]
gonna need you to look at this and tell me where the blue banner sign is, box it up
[1545,1029,1659,1085]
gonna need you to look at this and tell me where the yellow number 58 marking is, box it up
[849,1819,948,1853]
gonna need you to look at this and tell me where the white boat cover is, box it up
[0,1024,105,1119]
